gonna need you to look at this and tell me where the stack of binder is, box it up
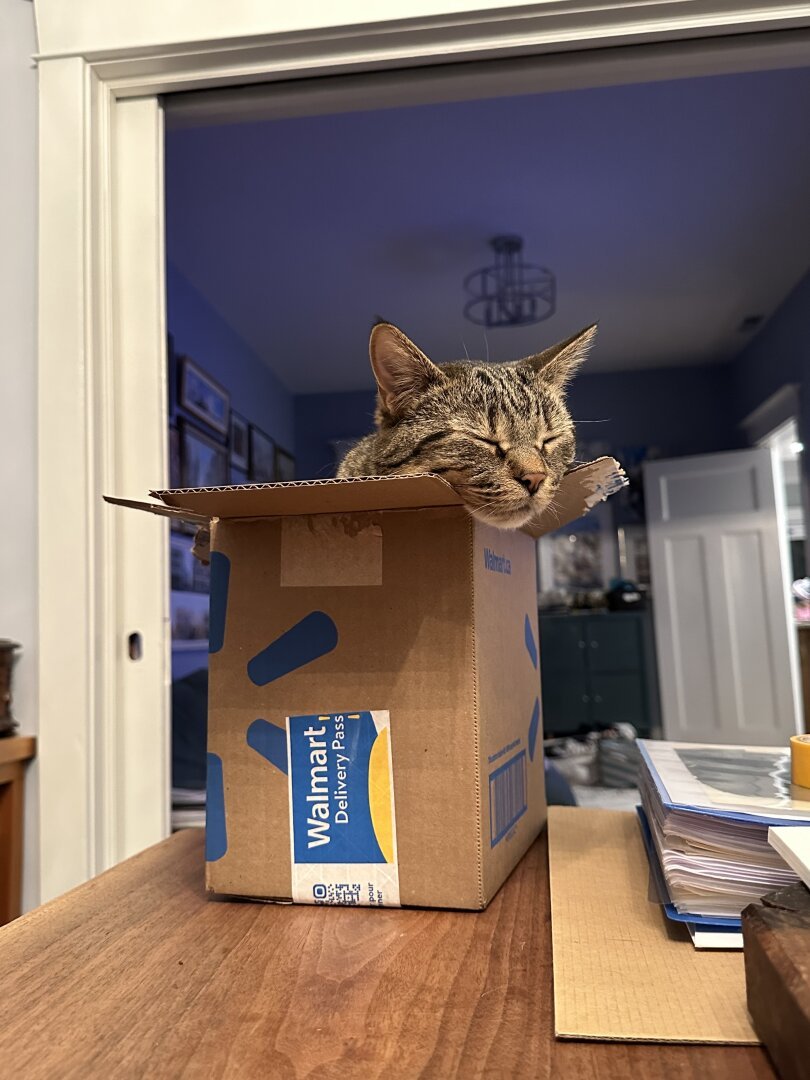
[637,740,809,947]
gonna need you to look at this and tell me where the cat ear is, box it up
[369,323,444,417]
[521,324,597,389]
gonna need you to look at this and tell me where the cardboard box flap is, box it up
[147,457,625,529]
[103,494,209,526]
[150,474,461,519]
[524,456,627,538]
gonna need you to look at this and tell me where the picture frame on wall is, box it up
[167,333,177,415]
[180,419,229,489]
[171,591,210,649]
[179,355,230,436]
[170,532,194,592]
[230,411,249,471]
[169,424,181,488]
[171,532,211,593]
[618,524,651,587]
[536,500,619,595]
[274,445,296,483]
[249,424,275,483]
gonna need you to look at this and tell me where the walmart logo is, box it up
[483,547,511,575]
[205,550,340,863]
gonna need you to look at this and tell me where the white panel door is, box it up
[644,449,801,744]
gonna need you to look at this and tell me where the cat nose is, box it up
[519,470,546,495]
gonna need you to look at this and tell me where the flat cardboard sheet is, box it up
[548,807,758,1044]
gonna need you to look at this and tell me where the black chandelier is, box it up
[464,235,556,328]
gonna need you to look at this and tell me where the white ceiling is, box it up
[165,65,810,395]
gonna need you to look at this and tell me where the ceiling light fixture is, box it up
[464,235,555,328]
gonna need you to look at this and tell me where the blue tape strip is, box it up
[205,752,228,861]
[246,718,288,774]
[247,611,338,686]
[528,698,541,762]
[524,614,538,669]
[208,552,231,655]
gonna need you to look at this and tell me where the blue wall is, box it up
[294,391,378,480]
[731,269,810,570]
[731,270,810,493]
[167,262,294,451]
[295,362,743,481]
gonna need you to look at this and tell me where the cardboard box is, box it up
[109,460,624,910]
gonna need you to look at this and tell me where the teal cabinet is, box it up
[538,611,660,737]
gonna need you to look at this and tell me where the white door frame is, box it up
[34,2,810,902]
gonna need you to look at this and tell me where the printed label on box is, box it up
[286,710,400,906]
[489,750,527,847]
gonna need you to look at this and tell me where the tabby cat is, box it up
[337,321,596,529]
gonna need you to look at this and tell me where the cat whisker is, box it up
[461,338,471,363]
[535,494,563,528]
[572,418,611,424]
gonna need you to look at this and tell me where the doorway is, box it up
[34,12,810,901]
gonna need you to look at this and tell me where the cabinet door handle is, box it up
[594,694,603,704]
[578,640,586,649]
[591,641,599,649]
[582,694,590,703]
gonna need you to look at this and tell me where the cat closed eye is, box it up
[470,435,507,457]
[539,435,562,452]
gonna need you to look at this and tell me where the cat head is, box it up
[367,321,595,528]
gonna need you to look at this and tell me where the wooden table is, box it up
[0,735,36,925]
[0,830,776,1079]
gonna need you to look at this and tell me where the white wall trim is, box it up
[33,1,810,69]
[109,97,171,862]
[740,383,802,444]
[38,56,98,898]
[164,27,810,129]
[34,1,810,901]
[38,63,169,901]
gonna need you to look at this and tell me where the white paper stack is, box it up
[638,740,810,920]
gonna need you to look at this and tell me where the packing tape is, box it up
[790,734,810,789]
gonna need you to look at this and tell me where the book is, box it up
[638,740,809,924]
